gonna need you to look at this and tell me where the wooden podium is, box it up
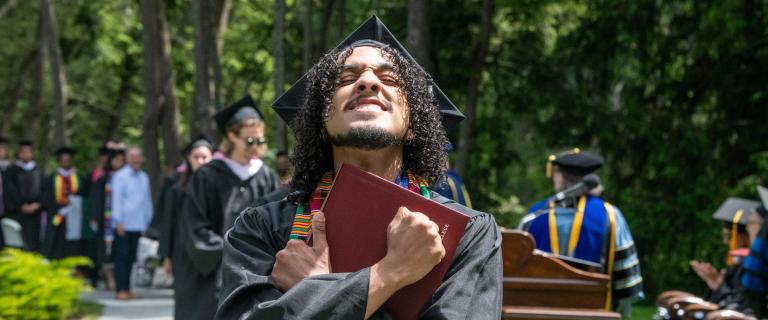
[500,229,621,319]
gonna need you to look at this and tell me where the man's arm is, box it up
[110,172,124,234]
[216,205,376,320]
[419,211,503,319]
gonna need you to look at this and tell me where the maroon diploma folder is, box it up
[322,164,470,319]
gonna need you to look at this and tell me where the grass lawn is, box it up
[67,300,103,320]
[630,304,656,320]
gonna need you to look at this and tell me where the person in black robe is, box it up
[43,146,90,259]
[183,95,281,319]
[0,136,11,248]
[87,147,126,290]
[216,17,502,319]
[154,135,216,320]
[4,140,47,253]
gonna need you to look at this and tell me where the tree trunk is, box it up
[192,0,228,141]
[273,0,287,151]
[407,0,432,72]
[1,50,36,136]
[301,0,312,70]
[41,0,68,148]
[317,0,335,56]
[456,0,493,177]
[157,1,180,169]
[336,0,345,40]
[105,53,135,140]
[140,0,163,198]
[25,9,45,142]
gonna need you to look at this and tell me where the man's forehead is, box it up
[340,46,393,69]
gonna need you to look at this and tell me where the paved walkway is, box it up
[81,287,174,320]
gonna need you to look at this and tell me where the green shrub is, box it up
[0,249,91,320]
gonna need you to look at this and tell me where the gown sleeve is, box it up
[184,169,224,276]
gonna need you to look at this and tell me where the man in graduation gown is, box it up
[216,16,502,320]
[4,140,47,253]
[519,149,644,317]
[43,146,89,259]
[154,135,215,320]
[182,95,281,319]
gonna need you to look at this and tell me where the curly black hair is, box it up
[289,45,449,203]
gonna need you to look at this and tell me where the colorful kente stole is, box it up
[288,170,431,242]
[52,172,80,226]
[104,175,115,240]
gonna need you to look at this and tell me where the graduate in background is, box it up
[519,149,644,317]
[689,197,763,316]
[4,140,47,253]
[183,94,280,319]
[43,146,89,260]
[87,147,126,290]
[154,135,215,320]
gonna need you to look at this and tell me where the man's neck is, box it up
[332,146,404,182]
[229,150,250,166]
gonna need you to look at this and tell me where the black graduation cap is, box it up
[55,146,76,157]
[546,148,604,177]
[182,134,216,156]
[272,15,464,128]
[713,197,761,225]
[0,136,7,145]
[98,145,111,156]
[213,94,264,134]
[19,140,33,148]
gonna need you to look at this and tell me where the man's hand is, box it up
[116,223,126,237]
[271,211,330,292]
[366,207,445,318]
[690,260,725,290]
[163,258,173,277]
[21,202,41,214]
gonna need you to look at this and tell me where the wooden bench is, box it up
[500,229,621,319]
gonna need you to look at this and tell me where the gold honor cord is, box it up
[548,200,560,255]
[728,209,744,266]
[547,195,587,256]
[604,202,617,311]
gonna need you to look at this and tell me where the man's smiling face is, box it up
[325,46,409,149]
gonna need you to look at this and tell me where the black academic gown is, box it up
[4,164,47,253]
[182,159,281,320]
[43,171,89,259]
[87,174,113,266]
[216,192,503,320]
[706,263,755,315]
[147,172,180,242]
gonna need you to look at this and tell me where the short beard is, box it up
[327,126,405,150]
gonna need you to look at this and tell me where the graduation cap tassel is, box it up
[546,155,556,178]
[728,209,744,266]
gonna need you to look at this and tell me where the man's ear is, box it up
[406,128,415,141]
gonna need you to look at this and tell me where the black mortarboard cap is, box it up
[182,134,216,156]
[713,197,761,225]
[19,140,33,148]
[0,137,7,145]
[546,148,604,177]
[98,145,111,156]
[55,146,76,156]
[272,15,464,128]
[213,94,264,134]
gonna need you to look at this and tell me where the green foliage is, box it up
[0,249,91,320]
[1,0,766,303]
